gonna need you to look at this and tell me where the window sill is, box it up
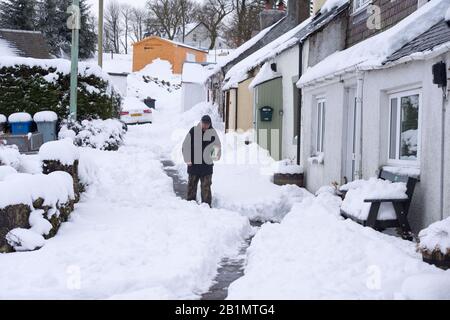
[351,1,372,16]
[382,165,421,181]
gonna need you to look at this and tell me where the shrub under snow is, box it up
[419,217,450,255]
[59,119,127,151]
[39,139,80,166]
[0,144,21,169]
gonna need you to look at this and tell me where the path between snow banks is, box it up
[0,126,251,299]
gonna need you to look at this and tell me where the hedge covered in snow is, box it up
[0,57,121,121]
[59,119,127,151]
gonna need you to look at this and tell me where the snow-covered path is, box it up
[0,125,252,299]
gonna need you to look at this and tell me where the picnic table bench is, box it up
[341,169,418,240]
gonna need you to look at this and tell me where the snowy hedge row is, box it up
[0,57,122,121]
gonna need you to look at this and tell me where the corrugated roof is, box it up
[0,29,51,59]
[385,20,450,63]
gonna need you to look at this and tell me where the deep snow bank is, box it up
[227,193,450,299]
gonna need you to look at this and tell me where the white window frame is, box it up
[316,98,326,154]
[353,0,371,14]
[387,89,421,167]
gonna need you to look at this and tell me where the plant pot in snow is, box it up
[421,250,450,270]
[273,173,305,188]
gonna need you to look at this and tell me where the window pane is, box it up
[400,94,419,160]
[317,103,322,152]
[321,102,325,152]
[389,98,398,159]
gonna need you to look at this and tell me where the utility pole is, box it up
[68,0,81,122]
[98,0,104,68]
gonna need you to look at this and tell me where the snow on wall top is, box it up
[419,217,450,254]
[39,139,80,166]
[182,62,208,84]
[0,114,6,123]
[321,0,349,13]
[0,56,112,81]
[249,62,282,88]
[298,0,449,87]
[0,171,75,209]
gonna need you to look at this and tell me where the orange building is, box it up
[132,36,208,74]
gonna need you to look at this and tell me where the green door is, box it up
[255,77,283,160]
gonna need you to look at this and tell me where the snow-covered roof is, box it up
[222,0,349,90]
[298,0,449,87]
[182,62,208,84]
[249,62,282,88]
[132,36,208,52]
[0,29,51,59]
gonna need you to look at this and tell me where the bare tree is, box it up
[226,0,264,47]
[130,7,147,43]
[120,4,132,53]
[104,0,122,53]
[147,0,182,40]
[197,0,234,50]
[179,0,198,42]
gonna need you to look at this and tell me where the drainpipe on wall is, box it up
[440,80,448,221]
[296,42,303,166]
[355,71,364,179]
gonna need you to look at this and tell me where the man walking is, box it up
[182,115,221,207]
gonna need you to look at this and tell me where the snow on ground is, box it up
[0,124,251,299]
[227,193,450,300]
[0,58,303,299]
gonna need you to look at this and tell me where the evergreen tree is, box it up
[36,0,59,56]
[0,0,37,30]
[55,0,97,59]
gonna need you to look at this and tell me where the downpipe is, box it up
[355,72,364,180]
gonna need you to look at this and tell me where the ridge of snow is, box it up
[224,17,312,89]
[249,62,282,89]
[419,217,450,254]
[206,19,282,79]
[298,0,449,87]
[0,114,6,123]
[39,139,80,166]
[182,62,208,84]
[321,0,349,13]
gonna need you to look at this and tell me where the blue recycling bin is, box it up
[10,121,32,135]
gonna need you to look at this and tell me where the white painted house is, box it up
[181,62,208,111]
[298,0,450,231]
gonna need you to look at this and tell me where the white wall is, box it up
[302,80,347,192]
[364,55,450,231]
[182,82,206,111]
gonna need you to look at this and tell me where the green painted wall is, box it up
[255,77,283,160]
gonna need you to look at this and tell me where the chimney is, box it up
[288,0,311,24]
[260,0,287,30]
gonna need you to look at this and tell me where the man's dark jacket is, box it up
[182,124,221,177]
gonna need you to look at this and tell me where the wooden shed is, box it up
[132,36,208,74]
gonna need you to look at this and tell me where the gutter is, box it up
[296,42,303,166]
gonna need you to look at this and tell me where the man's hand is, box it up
[186,162,192,166]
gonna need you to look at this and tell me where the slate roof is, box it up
[385,20,450,63]
[222,2,349,74]
[0,29,51,59]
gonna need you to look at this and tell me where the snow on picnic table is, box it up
[227,193,450,300]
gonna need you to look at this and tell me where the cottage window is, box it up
[388,91,421,165]
[353,0,370,12]
[316,99,326,153]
